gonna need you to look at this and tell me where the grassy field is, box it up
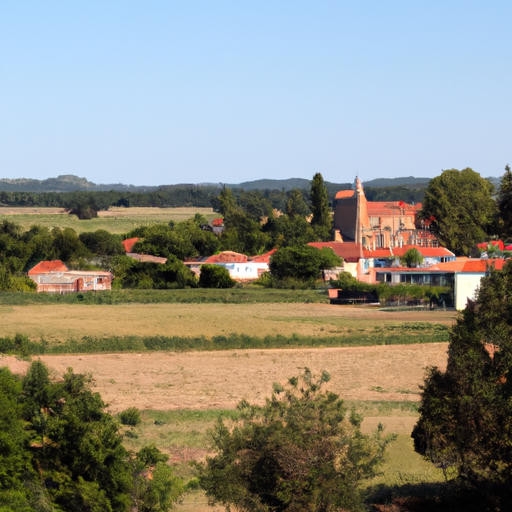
[120,403,446,512]
[0,302,455,345]
[0,206,216,233]
[0,287,331,305]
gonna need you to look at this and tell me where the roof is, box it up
[28,260,68,275]
[308,242,363,263]
[249,249,277,263]
[204,251,248,264]
[123,238,139,252]
[212,218,224,226]
[376,259,507,274]
[391,246,455,258]
[127,253,167,264]
[366,202,421,216]
[335,190,355,200]
[363,248,393,258]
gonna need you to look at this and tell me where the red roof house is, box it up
[122,238,139,253]
[28,260,68,275]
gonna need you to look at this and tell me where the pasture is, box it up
[0,302,456,345]
[0,206,216,233]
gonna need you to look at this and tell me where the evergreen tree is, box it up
[497,165,512,238]
[310,173,332,241]
[197,369,392,512]
[412,260,512,488]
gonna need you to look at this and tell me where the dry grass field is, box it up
[0,302,456,342]
[0,343,448,412]
[0,206,216,233]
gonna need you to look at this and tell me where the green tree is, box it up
[197,369,391,512]
[199,264,236,289]
[269,245,342,283]
[497,164,512,239]
[286,189,310,218]
[412,260,512,487]
[310,173,332,241]
[420,168,496,255]
[399,248,424,268]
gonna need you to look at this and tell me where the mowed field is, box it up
[0,206,216,233]
[0,302,456,342]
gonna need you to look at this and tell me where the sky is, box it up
[1,1,511,186]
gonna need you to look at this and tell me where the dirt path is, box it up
[1,343,448,412]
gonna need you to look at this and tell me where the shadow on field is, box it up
[368,481,512,512]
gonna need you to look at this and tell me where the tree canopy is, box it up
[0,361,183,511]
[497,165,512,239]
[197,369,392,512]
[420,168,496,255]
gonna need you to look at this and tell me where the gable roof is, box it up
[335,190,355,199]
[431,259,506,272]
[249,249,276,263]
[308,242,363,263]
[204,251,248,264]
[28,260,68,275]
[122,238,139,252]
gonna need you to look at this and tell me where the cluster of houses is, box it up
[24,178,509,311]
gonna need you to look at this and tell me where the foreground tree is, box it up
[0,361,184,511]
[197,369,392,512]
[310,173,332,241]
[420,168,496,255]
[412,260,512,487]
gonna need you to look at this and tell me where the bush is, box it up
[119,407,142,426]
[199,264,235,288]
[197,369,393,511]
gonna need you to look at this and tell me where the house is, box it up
[371,258,506,310]
[28,260,68,275]
[27,261,113,294]
[122,238,139,252]
[211,218,224,235]
[184,251,271,281]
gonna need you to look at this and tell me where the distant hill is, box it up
[362,177,432,189]
[0,175,158,193]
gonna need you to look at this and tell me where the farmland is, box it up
[0,206,216,233]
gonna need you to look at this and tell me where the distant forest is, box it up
[0,175,430,211]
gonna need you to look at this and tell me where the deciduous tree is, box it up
[420,168,496,255]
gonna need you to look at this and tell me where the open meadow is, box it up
[0,206,216,233]
[0,302,456,346]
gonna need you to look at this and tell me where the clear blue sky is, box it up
[1,1,511,186]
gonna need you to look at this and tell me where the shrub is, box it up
[199,264,235,288]
[119,407,142,426]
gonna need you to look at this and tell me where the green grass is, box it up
[2,326,449,356]
[120,402,443,490]
[0,207,216,234]
[0,287,330,305]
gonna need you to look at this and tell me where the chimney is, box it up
[333,229,343,242]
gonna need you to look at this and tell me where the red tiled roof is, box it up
[28,260,68,275]
[363,248,393,258]
[212,218,224,226]
[366,202,421,216]
[431,259,506,272]
[391,246,455,258]
[308,242,363,263]
[335,190,355,199]
[123,238,139,252]
[249,249,276,263]
[204,251,248,264]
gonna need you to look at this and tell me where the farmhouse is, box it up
[27,261,113,294]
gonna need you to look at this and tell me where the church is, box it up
[332,178,437,250]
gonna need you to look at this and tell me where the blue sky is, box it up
[1,1,511,186]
